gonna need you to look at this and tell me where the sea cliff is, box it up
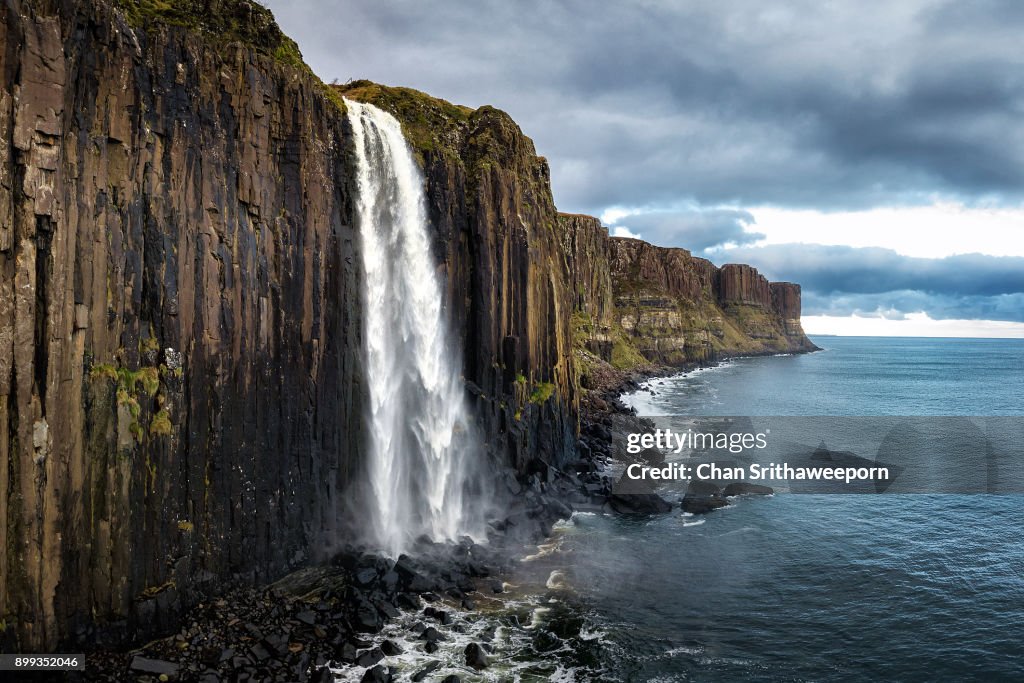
[1,0,814,651]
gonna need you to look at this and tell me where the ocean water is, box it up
[336,337,1024,681]
[555,336,1024,681]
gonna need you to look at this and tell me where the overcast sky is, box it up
[265,0,1024,337]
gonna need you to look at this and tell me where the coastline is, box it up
[78,347,818,681]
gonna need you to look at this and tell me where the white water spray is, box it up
[346,99,477,557]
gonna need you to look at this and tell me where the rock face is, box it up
[560,222,818,369]
[0,0,364,651]
[337,82,579,476]
[0,0,817,651]
[719,263,772,308]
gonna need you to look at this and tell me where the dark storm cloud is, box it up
[615,209,763,251]
[265,0,1024,213]
[708,245,1024,321]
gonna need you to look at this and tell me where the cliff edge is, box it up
[1,0,815,651]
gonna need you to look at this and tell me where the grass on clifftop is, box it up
[115,0,306,69]
[335,80,474,159]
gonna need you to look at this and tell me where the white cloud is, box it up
[747,202,1024,259]
[611,225,643,239]
[803,312,1024,338]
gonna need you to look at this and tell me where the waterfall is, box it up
[346,99,478,557]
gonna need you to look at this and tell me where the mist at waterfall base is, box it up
[346,100,489,558]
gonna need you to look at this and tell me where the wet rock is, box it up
[723,482,774,496]
[361,665,389,683]
[420,626,443,643]
[354,568,378,587]
[397,593,421,610]
[311,666,334,683]
[681,481,730,514]
[356,646,385,667]
[381,571,400,592]
[608,471,673,514]
[410,660,441,682]
[424,641,440,654]
[608,492,673,514]
[335,641,358,663]
[375,600,401,619]
[533,630,562,652]
[441,676,462,683]
[353,598,383,633]
[380,639,403,656]
[465,642,490,669]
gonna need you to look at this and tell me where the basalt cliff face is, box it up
[557,214,816,371]
[0,0,364,650]
[1,0,814,651]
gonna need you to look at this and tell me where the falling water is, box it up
[346,99,477,557]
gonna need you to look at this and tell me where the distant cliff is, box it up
[557,214,816,374]
[1,0,814,651]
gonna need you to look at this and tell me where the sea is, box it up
[339,336,1024,682]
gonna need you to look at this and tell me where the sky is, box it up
[264,0,1024,337]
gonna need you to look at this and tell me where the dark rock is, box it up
[465,642,490,669]
[397,593,421,610]
[354,568,379,587]
[424,641,440,653]
[608,470,673,514]
[375,600,400,619]
[353,598,383,633]
[263,632,289,656]
[491,581,505,594]
[687,481,722,496]
[681,480,730,514]
[608,493,673,514]
[533,630,562,652]
[411,661,441,682]
[355,647,384,667]
[723,482,774,496]
[294,610,317,626]
[441,676,462,683]
[361,665,389,683]
[420,626,443,643]
[129,656,179,676]
[250,642,271,662]
[311,666,334,683]
[380,639,403,656]
[335,641,358,663]
[381,571,400,592]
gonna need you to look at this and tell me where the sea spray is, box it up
[346,99,480,556]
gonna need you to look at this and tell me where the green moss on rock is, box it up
[334,80,473,161]
[115,0,308,70]
[528,382,557,404]
[150,410,173,436]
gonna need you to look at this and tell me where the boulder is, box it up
[723,482,774,496]
[465,642,490,670]
[681,480,729,514]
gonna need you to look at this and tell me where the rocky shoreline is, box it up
[62,348,809,682]
[67,355,747,681]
